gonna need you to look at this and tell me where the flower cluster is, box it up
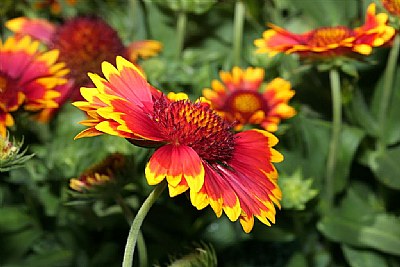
[6,16,162,121]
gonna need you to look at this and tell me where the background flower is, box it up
[0,35,68,136]
[254,3,395,58]
[203,67,296,132]
[5,15,162,119]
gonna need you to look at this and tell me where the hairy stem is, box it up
[233,0,245,66]
[325,68,342,211]
[121,182,166,267]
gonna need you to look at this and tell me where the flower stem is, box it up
[377,34,400,152]
[122,182,166,267]
[233,0,245,66]
[176,11,187,59]
[115,194,148,267]
[325,68,342,211]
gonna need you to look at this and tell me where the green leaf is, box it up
[0,206,34,233]
[12,249,73,267]
[342,245,388,267]
[286,252,308,267]
[371,67,400,145]
[318,185,400,256]
[364,145,400,190]
[149,0,217,14]
[1,228,42,261]
[278,114,364,193]
[287,0,358,26]
[346,88,379,137]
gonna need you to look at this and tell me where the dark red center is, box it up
[307,26,354,47]
[152,97,235,162]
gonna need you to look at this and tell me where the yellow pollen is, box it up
[232,93,262,113]
[308,27,352,46]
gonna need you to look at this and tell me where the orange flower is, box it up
[0,35,68,137]
[203,67,296,132]
[254,3,395,58]
[6,16,162,120]
[34,0,77,15]
[73,56,283,233]
[382,0,400,17]
[70,153,125,192]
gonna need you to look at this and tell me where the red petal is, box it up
[145,144,205,192]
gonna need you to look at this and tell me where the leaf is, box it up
[286,253,308,267]
[287,0,358,26]
[371,67,400,145]
[15,249,73,267]
[0,206,34,233]
[0,228,42,261]
[342,245,388,267]
[318,186,400,256]
[278,114,364,193]
[364,145,400,190]
[345,88,379,137]
[341,245,388,267]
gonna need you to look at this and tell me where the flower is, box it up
[203,67,296,132]
[0,35,68,137]
[382,0,400,17]
[6,16,162,120]
[33,0,77,15]
[73,56,283,233]
[254,3,395,58]
[69,153,125,192]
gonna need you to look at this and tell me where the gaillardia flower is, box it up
[73,56,283,233]
[0,35,68,137]
[70,153,125,192]
[6,16,162,120]
[254,3,395,58]
[382,0,400,17]
[34,0,77,15]
[203,67,296,132]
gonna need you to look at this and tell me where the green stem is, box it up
[325,68,342,211]
[115,195,148,267]
[377,34,400,152]
[176,11,187,59]
[233,0,245,66]
[122,182,166,267]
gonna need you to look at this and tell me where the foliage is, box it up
[1,0,400,266]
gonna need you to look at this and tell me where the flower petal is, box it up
[145,145,205,192]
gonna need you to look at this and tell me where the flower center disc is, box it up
[153,98,235,162]
[229,91,263,114]
[308,26,353,46]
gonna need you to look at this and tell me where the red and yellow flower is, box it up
[70,153,125,192]
[203,67,296,132]
[73,56,283,233]
[382,0,400,17]
[0,35,68,137]
[5,16,162,120]
[254,3,395,58]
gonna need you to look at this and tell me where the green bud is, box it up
[279,169,318,210]
[0,133,34,172]
[149,0,217,14]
